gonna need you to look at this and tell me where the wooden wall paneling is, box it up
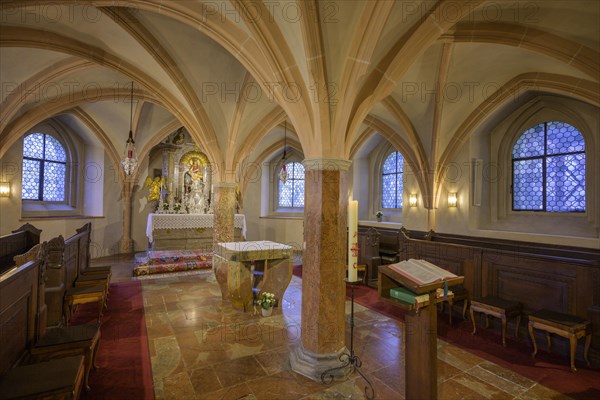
[0,261,39,375]
[482,250,577,315]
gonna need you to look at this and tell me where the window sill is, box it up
[260,215,303,220]
[20,215,105,221]
[359,220,403,229]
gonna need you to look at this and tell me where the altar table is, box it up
[146,214,246,250]
[213,241,293,312]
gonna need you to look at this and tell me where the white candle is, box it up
[348,200,358,282]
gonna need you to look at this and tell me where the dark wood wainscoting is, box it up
[357,225,600,365]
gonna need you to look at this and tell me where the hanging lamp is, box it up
[279,121,288,184]
[121,81,138,176]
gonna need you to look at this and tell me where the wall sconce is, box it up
[409,193,417,207]
[447,192,457,207]
[0,182,10,197]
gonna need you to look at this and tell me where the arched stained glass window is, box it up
[22,133,67,201]
[278,162,304,208]
[382,151,403,209]
[512,121,585,212]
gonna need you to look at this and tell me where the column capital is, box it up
[302,158,351,171]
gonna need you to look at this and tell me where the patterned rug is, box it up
[132,249,212,276]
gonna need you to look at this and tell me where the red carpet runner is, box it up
[70,281,154,400]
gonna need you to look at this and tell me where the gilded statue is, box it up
[180,150,209,193]
[143,176,165,202]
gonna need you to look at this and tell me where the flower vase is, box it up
[377,217,382,222]
[261,307,273,317]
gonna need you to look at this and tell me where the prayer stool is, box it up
[470,296,522,346]
[440,286,469,324]
[528,309,592,372]
[0,355,85,400]
[64,285,106,326]
[30,324,101,391]
[356,264,368,285]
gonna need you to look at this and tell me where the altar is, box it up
[146,214,246,250]
[213,241,293,312]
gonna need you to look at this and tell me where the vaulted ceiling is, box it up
[1,1,598,194]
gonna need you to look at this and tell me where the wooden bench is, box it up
[0,355,85,400]
[0,223,41,275]
[528,309,592,372]
[470,296,522,347]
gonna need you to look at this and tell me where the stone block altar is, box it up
[213,241,293,312]
[146,213,246,250]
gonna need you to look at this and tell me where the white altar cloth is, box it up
[146,214,246,242]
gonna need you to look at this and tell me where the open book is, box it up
[387,259,458,286]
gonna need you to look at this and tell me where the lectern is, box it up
[378,260,464,399]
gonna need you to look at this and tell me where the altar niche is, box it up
[180,150,211,214]
[146,137,214,215]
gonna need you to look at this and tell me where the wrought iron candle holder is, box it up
[320,278,375,400]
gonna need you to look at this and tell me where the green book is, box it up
[390,287,418,304]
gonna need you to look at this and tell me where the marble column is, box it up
[119,180,134,253]
[290,158,353,381]
[212,182,236,299]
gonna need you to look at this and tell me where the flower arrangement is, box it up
[375,211,383,218]
[256,292,276,309]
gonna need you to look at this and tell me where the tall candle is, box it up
[348,200,358,282]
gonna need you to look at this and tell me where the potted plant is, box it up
[375,211,383,222]
[257,292,276,316]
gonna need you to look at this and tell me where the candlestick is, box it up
[348,200,358,282]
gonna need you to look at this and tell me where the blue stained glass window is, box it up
[381,151,403,209]
[22,133,67,201]
[278,162,304,208]
[512,122,585,212]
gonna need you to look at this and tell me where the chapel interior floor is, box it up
[94,255,573,400]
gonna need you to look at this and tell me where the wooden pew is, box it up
[0,242,86,399]
[0,223,41,275]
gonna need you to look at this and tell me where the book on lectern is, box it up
[388,259,458,286]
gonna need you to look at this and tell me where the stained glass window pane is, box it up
[22,159,40,200]
[546,122,585,155]
[546,154,585,212]
[383,153,396,174]
[43,162,66,201]
[44,135,66,162]
[278,162,304,208]
[22,133,67,202]
[382,174,396,208]
[513,159,543,210]
[23,133,44,159]
[512,124,544,158]
[512,121,585,212]
[293,179,305,207]
[395,174,403,208]
[382,151,403,208]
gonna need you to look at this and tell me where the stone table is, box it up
[213,241,293,312]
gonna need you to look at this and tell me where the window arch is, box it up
[278,161,305,208]
[512,121,585,212]
[22,132,67,201]
[381,151,404,209]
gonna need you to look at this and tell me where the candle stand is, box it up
[320,279,375,400]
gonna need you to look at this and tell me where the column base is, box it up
[119,238,134,254]
[289,344,353,382]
